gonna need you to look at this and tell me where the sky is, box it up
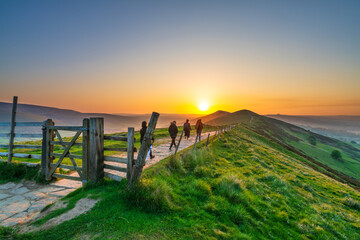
[0,0,359,115]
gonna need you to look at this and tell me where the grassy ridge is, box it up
[3,125,360,239]
[245,115,360,182]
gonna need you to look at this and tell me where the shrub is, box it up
[331,150,343,162]
[308,136,317,146]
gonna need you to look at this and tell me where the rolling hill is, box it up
[204,109,360,184]
[3,122,360,239]
[191,110,230,124]
[0,102,202,133]
[267,114,360,143]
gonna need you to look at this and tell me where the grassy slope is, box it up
[3,126,360,239]
[248,116,360,181]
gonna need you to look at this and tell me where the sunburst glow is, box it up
[198,101,210,112]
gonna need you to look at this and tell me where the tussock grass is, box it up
[125,178,177,213]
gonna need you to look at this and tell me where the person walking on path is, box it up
[183,119,191,140]
[168,121,178,151]
[140,121,155,159]
[195,119,204,141]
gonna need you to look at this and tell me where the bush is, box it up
[308,136,317,146]
[331,150,343,162]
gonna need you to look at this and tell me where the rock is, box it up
[1,211,29,227]
[0,195,25,209]
[0,193,11,200]
[4,199,31,214]
[24,191,46,201]
[27,196,58,213]
[50,189,75,197]
[0,182,16,190]
[10,186,30,195]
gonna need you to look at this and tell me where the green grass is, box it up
[2,125,360,239]
[0,162,45,184]
[244,116,360,182]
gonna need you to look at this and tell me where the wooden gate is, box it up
[44,119,89,183]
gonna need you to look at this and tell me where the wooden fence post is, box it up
[82,118,89,185]
[44,119,55,181]
[206,133,210,147]
[126,127,135,181]
[89,118,104,182]
[128,112,159,189]
[8,96,18,163]
[41,119,54,176]
[175,130,184,155]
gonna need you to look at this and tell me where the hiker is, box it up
[183,119,191,139]
[140,121,155,159]
[168,121,178,151]
[195,119,204,141]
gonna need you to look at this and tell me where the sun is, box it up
[198,101,210,112]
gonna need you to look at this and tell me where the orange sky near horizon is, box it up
[1,1,360,116]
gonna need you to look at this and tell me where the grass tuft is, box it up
[125,178,177,213]
[214,174,243,204]
[344,197,360,211]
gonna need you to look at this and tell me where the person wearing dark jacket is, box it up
[183,119,191,139]
[168,121,178,151]
[140,121,155,159]
[195,119,204,141]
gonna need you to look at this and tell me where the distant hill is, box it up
[205,109,258,125]
[267,114,360,143]
[191,110,230,124]
[0,102,203,133]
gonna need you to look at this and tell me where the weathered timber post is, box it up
[206,133,210,147]
[126,127,135,181]
[89,118,104,182]
[8,96,18,163]
[175,130,184,155]
[82,118,89,185]
[41,119,54,176]
[128,112,159,189]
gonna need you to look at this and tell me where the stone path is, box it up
[0,130,217,227]
[105,130,217,176]
[0,181,77,227]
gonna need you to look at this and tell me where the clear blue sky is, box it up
[0,0,359,114]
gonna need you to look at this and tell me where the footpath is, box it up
[0,130,217,227]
